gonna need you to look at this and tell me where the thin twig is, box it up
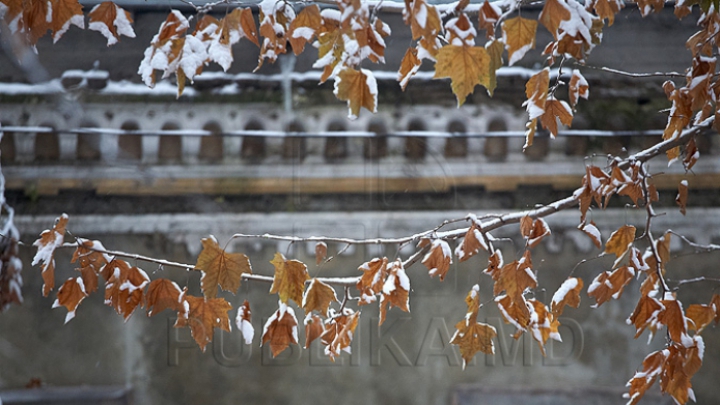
[582,65,685,78]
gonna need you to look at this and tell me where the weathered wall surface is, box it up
[1,210,719,405]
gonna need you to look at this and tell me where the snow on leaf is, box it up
[287,4,321,55]
[501,16,537,66]
[356,257,388,305]
[195,236,252,299]
[53,277,87,324]
[433,43,490,107]
[636,0,665,16]
[321,310,359,361]
[568,69,589,108]
[269,252,310,306]
[261,301,299,357]
[539,98,573,138]
[520,215,551,248]
[625,350,666,405]
[602,225,636,269]
[203,8,259,71]
[71,239,109,294]
[683,137,699,171]
[686,303,714,333]
[454,222,488,262]
[539,0,570,39]
[379,259,410,325]
[256,0,295,70]
[483,250,503,280]
[477,0,501,39]
[628,295,664,339]
[137,10,190,88]
[712,294,720,324]
[493,250,537,302]
[676,180,688,215]
[587,266,633,307]
[32,213,68,297]
[50,0,84,43]
[420,238,452,281]
[495,293,531,331]
[304,313,324,348]
[523,68,550,120]
[235,300,254,345]
[578,221,602,249]
[175,294,232,352]
[88,1,135,46]
[302,278,337,316]
[334,67,378,119]
[450,320,496,369]
[658,295,691,345]
[551,277,583,317]
[398,47,421,91]
[314,242,327,265]
[403,0,442,42]
[145,278,186,317]
[104,259,150,321]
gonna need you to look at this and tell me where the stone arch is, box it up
[325,120,348,160]
[159,123,182,162]
[484,117,508,162]
[365,119,387,160]
[405,118,426,160]
[118,121,142,161]
[283,120,306,161]
[241,120,265,161]
[35,125,59,162]
[200,121,223,161]
[445,120,467,158]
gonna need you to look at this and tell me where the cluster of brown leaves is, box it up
[0,236,23,312]
[0,0,134,47]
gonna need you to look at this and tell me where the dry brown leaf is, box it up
[587,266,634,307]
[539,0,570,39]
[592,0,624,26]
[676,180,688,216]
[451,318,496,368]
[356,257,388,305]
[494,250,537,302]
[270,252,310,306]
[104,260,150,321]
[302,278,337,316]
[334,67,378,119]
[175,294,232,352]
[88,1,135,46]
[578,221,602,249]
[398,47,421,91]
[520,216,551,248]
[683,137,699,171]
[658,296,690,344]
[455,222,488,262]
[603,225,636,268]
[71,239,109,294]
[433,44,491,107]
[483,250,504,280]
[686,304,714,333]
[625,350,666,405]
[379,260,410,325]
[568,69,589,108]
[261,302,299,357]
[315,242,327,265]
[145,278,186,317]
[421,239,453,281]
[501,16,537,65]
[304,314,325,349]
[539,98,573,137]
[321,310,360,361]
[477,0,501,38]
[495,294,531,331]
[235,299,254,345]
[287,5,321,55]
[628,295,664,338]
[32,214,69,297]
[195,236,252,299]
[53,277,88,324]
[485,39,503,96]
[550,277,583,317]
[712,294,720,324]
[524,68,550,120]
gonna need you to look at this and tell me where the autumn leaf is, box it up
[501,16,537,66]
[235,299,254,345]
[658,295,690,344]
[539,98,573,137]
[32,214,68,297]
[270,252,310,306]
[175,294,232,351]
[454,222,488,262]
[321,310,360,361]
[88,1,136,46]
[261,301,299,357]
[52,277,88,324]
[628,295,664,338]
[592,0,624,26]
[636,0,665,16]
[49,0,85,42]
[578,221,602,249]
[302,278,337,316]
[550,277,583,317]
[287,4,321,55]
[195,236,252,299]
[104,260,150,321]
[202,8,259,71]
[523,68,550,120]
[421,239,452,281]
[256,1,294,69]
[485,39,503,96]
[379,259,410,325]
[568,69,589,108]
[398,47,421,91]
[526,298,561,354]
[495,294,531,331]
[433,44,490,106]
[493,250,537,301]
[587,266,634,307]
[356,257,388,304]
[539,0,570,39]
[683,137,699,171]
[304,314,324,348]
[314,242,327,265]
[520,216,551,248]
[71,239,109,294]
[404,0,442,42]
[145,278,186,317]
[712,294,720,324]
[676,180,688,215]
[602,225,636,268]
[686,303,714,333]
[482,250,504,280]
[334,67,378,120]
[449,285,497,369]
[625,350,666,405]
[477,0,501,39]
